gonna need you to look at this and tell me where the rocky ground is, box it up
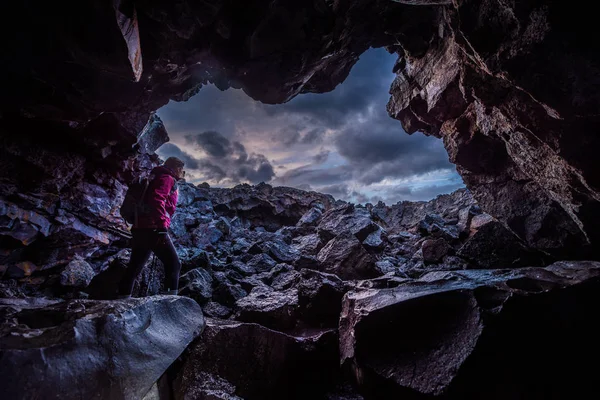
[3,181,600,399]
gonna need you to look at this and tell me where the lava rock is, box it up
[339,261,600,399]
[179,268,213,304]
[298,269,350,328]
[235,286,299,331]
[174,318,339,400]
[421,238,451,264]
[317,233,377,280]
[0,296,204,400]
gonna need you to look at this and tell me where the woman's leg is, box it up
[151,232,181,293]
[118,230,153,296]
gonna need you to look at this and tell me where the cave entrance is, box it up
[155,48,464,206]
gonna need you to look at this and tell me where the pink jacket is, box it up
[135,166,179,229]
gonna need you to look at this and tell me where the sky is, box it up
[156,47,464,205]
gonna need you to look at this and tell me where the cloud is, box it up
[185,130,232,158]
[181,130,276,184]
[318,183,350,200]
[313,150,330,164]
[157,47,465,204]
[156,143,200,169]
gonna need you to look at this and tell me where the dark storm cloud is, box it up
[318,184,350,200]
[313,150,330,164]
[332,106,455,185]
[185,131,232,158]
[273,164,353,187]
[156,143,200,169]
[385,183,466,203]
[181,130,275,184]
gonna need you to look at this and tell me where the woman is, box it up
[117,156,185,298]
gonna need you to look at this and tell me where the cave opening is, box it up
[154,47,465,206]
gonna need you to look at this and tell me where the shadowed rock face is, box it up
[339,261,600,399]
[174,318,339,400]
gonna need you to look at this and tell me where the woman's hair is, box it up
[164,157,185,170]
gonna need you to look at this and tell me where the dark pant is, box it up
[118,228,181,296]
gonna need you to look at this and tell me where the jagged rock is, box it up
[179,268,213,304]
[339,261,600,399]
[271,269,302,291]
[203,301,232,319]
[212,279,247,308]
[458,221,546,269]
[261,239,301,264]
[231,237,252,255]
[374,259,397,275]
[214,217,231,235]
[0,296,204,400]
[418,214,460,241]
[291,233,324,255]
[318,204,379,242]
[229,260,257,276]
[192,223,224,249]
[235,286,299,331]
[297,207,323,227]
[362,226,386,251]
[175,371,242,400]
[59,255,96,288]
[174,319,339,400]
[298,269,349,328]
[317,233,377,280]
[469,213,495,234]
[421,238,451,264]
[246,253,277,273]
[178,248,211,273]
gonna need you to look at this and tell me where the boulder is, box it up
[0,296,204,400]
[317,204,378,242]
[457,221,546,269]
[235,286,299,331]
[298,269,350,328]
[339,261,600,399]
[178,267,213,304]
[297,207,323,227]
[174,318,339,400]
[362,226,386,251]
[421,238,451,264]
[247,253,277,273]
[291,233,324,255]
[317,233,377,280]
[203,301,232,319]
[59,255,96,288]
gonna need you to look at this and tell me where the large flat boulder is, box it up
[0,296,204,400]
[339,261,600,399]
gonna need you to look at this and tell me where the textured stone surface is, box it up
[174,318,339,400]
[339,261,600,399]
[0,296,204,400]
